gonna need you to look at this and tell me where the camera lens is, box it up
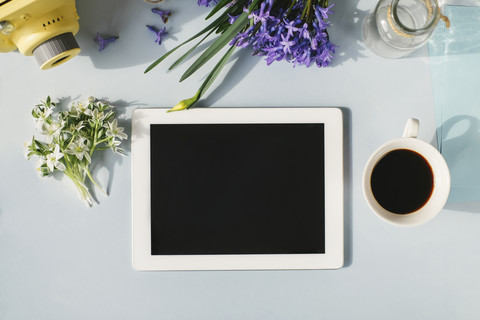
[32,32,80,70]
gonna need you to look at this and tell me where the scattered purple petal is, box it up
[147,25,168,45]
[93,32,118,52]
[151,8,171,23]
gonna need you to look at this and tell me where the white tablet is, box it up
[131,108,343,271]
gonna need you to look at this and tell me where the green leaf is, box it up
[179,17,245,81]
[215,21,233,34]
[168,45,237,113]
[179,0,260,82]
[197,45,237,98]
[205,0,237,20]
[144,12,229,74]
[168,28,215,71]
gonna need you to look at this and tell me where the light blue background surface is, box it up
[2,0,480,319]
[429,5,480,203]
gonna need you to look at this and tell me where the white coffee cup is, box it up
[363,118,450,227]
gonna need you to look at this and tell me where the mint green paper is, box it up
[429,5,480,202]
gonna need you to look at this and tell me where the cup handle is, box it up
[403,118,419,138]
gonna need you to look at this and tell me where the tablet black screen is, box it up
[150,123,325,255]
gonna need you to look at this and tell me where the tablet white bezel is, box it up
[132,108,343,270]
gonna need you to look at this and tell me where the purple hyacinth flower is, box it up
[315,4,335,20]
[283,19,299,39]
[230,29,252,48]
[254,28,273,47]
[316,47,333,67]
[279,34,295,54]
[227,13,240,24]
[294,49,312,67]
[265,48,285,65]
[147,25,167,45]
[298,23,311,40]
[151,8,171,23]
[94,32,118,52]
[248,2,269,25]
[198,0,217,7]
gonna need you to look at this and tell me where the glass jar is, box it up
[363,0,441,58]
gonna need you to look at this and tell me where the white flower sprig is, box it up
[25,96,127,206]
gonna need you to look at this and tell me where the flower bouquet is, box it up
[25,97,127,206]
[145,0,335,111]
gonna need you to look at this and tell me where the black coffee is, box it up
[370,149,434,214]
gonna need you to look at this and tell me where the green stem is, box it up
[144,11,230,74]
[63,167,93,206]
[83,166,107,195]
[168,44,237,112]
[90,123,98,158]
[285,0,297,17]
[62,153,75,172]
[179,0,262,82]
[94,137,111,146]
[64,132,78,150]
[301,0,312,20]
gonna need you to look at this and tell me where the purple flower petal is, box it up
[197,0,217,7]
[217,0,335,68]
[147,25,167,45]
[94,32,118,52]
[151,8,171,23]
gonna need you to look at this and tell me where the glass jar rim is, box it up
[390,0,440,36]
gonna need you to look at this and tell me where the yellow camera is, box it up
[0,0,80,70]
